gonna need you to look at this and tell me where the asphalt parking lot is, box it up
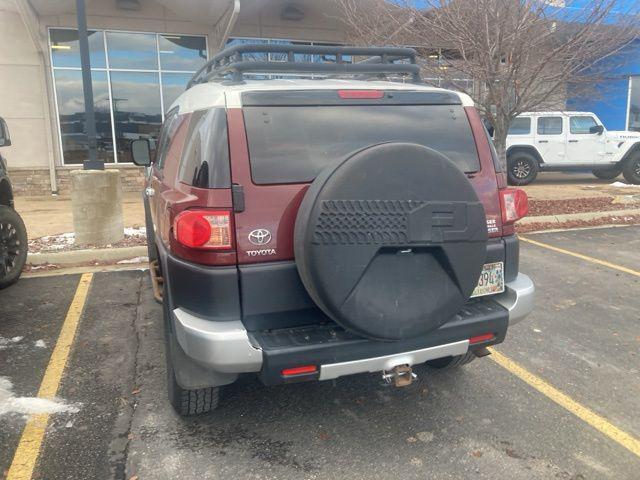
[1,225,639,480]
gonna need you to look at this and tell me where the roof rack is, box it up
[187,44,421,88]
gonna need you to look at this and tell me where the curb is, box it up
[27,246,148,266]
[518,208,640,225]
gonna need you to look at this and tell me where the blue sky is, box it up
[403,0,640,18]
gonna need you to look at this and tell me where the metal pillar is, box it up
[76,0,103,170]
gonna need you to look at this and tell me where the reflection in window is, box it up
[50,29,106,68]
[106,32,158,70]
[161,73,193,113]
[110,71,162,163]
[50,29,208,164]
[537,117,563,135]
[159,35,207,71]
[629,76,640,132]
[53,70,113,164]
[570,116,597,134]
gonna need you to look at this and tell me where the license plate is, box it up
[471,262,505,298]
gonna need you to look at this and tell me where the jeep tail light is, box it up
[174,210,233,250]
[500,188,528,224]
[338,89,384,99]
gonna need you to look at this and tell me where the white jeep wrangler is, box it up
[506,111,640,185]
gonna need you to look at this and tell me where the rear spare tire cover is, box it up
[294,143,488,341]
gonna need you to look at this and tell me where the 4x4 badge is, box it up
[248,229,272,246]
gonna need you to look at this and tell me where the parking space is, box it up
[1,226,639,479]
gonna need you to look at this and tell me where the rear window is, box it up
[243,104,480,184]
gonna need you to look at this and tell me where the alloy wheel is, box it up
[512,159,531,179]
[0,221,21,279]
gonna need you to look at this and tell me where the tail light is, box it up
[500,188,528,224]
[174,210,233,250]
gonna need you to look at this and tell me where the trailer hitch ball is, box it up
[382,364,417,387]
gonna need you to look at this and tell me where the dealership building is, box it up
[0,0,348,195]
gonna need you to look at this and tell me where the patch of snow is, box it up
[610,181,640,188]
[124,226,146,237]
[34,340,47,348]
[0,377,80,416]
[0,336,23,349]
[116,256,149,265]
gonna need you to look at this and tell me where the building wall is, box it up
[566,41,640,131]
[0,1,51,173]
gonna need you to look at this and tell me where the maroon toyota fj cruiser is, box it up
[131,45,535,416]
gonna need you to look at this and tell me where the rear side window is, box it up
[178,108,230,188]
[243,104,480,184]
[155,109,180,169]
[508,117,531,135]
[537,117,563,135]
[570,116,597,134]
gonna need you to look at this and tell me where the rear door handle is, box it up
[538,140,548,143]
[568,140,579,143]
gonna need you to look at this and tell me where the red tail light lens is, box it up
[281,365,318,376]
[500,188,528,224]
[469,333,495,345]
[338,89,384,99]
[174,210,233,250]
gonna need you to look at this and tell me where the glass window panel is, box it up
[161,73,192,113]
[159,34,207,71]
[53,70,113,164]
[269,39,292,62]
[106,32,158,70]
[110,71,162,163]
[570,116,597,134]
[628,77,640,132]
[226,38,268,61]
[537,117,563,135]
[50,29,106,69]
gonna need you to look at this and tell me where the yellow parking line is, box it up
[489,347,640,458]
[6,273,93,480]
[520,236,640,277]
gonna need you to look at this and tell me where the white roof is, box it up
[171,78,475,113]
[517,111,595,117]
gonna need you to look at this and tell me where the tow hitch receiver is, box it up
[382,365,417,387]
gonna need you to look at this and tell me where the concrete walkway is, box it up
[14,192,145,238]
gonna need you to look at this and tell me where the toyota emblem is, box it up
[248,229,272,246]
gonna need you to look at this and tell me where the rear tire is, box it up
[592,166,622,180]
[0,206,28,290]
[426,351,476,370]
[163,285,220,416]
[507,152,538,186]
[622,155,640,184]
[167,358,220,416]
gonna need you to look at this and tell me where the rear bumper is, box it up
[172,273,535,381]
[494,273,535,326]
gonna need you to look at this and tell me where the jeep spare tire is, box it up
[294,143,488,341]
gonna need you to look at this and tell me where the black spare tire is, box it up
[294,143,488,341]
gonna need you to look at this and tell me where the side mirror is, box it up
[590,125,604,135]
[131,138,152,166]
[0,117,11,147]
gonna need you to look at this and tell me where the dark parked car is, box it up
[131,45,535,416]
[0,117,28,289]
